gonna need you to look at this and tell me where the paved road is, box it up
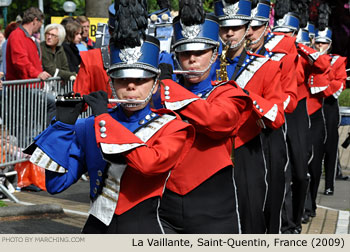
[1,175,349,234]
[0,180,89,234]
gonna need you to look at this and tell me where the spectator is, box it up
[41,23,76,81]
[62,20,82,74]
[4,8,56,134]
[76,16,95,50]
[0,22,19,80]
[60,16,76,28]
[5,7,51,80]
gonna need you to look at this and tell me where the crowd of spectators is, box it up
[0,8,94,82]
[0,7,96,196]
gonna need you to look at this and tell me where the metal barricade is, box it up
[339,106,350,171]
[0,77,90,169]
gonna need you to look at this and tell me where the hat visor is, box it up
[272,26,296,33]
[108,67,157,79]
[219,19,249,27]
[174,42,215,53]
[250,20,268,27]
[315,38,331,43]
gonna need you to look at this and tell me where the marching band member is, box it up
[24,0,195,234]
[215,0,285,233]
[246,0,297,234]
[314,28,347,196]
[271,10,311,234]
[158,0,253,234]
[294,24,331,223]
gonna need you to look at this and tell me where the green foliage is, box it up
[203,0,214,13]
[0,200,7,207]
[4,0,85,27]
[339,88,350,107]
[2,0,215,26]
[147,0,213,13]
[148,0,158,13]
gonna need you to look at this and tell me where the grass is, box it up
[0,200,8,207]
[339,88,350,107]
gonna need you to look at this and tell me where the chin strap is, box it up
[174,47,218,79]
[318,42,332,55]
[228,22,251,50]
[247,23,268,48]
[123,76,158,108]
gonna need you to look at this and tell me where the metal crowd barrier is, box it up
[339,106,350,170]
[0,77,90,169]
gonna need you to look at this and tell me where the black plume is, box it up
[114,0,120,12]
[274,0,291,20]
[251,0,259,8]
[113,0,148,49]
[317,1,331,30]
[223,0,239,4]
[291,0,310,28]
[179,0,205,26]
[157,0,171,9]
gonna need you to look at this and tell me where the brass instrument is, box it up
[245,39,252,49]
[216,42,230,82]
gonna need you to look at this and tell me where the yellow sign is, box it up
[51,16,108,42]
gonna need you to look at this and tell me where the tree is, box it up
[5,0,85,26]
[85,0,111,17]
[148,0,213,13]
[2,0,215,28]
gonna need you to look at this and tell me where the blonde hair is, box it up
[44,23,66,46]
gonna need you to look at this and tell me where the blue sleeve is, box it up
[33,120,87,194]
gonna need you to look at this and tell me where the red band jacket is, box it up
[160,79,252,195]
[323,54,347,99]
[74,48,113,98]
[297,44,332,115]
[226,52,286,148]
[265,32,300,113]
[27,106,194,225]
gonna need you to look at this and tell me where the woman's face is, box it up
[45,28,59,48]
[178,48,215,84]
[113,77,158,116]
[73,28,82,44]
[314,42,330,53]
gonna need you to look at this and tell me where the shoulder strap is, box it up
[230,50,247,81]
[133,114,176,143]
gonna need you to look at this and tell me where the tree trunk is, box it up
[85,0,110,17]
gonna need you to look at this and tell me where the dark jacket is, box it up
[40,41,75,81]
[62,41,81,74]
